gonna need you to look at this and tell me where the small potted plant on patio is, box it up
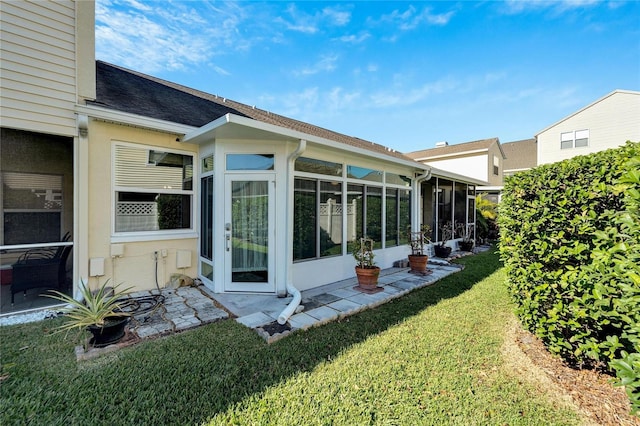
[407,225,431,274]
[456,222,475,252]
[46,279,133,348]
[434,221,453,258]
[353,237,382,293]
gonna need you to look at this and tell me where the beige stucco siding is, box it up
[538,91,640,165]
[0,0,78,136]
[85,120,199,291]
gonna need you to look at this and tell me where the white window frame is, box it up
[111,141,197,242]
[561,129,589,149]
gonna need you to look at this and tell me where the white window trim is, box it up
[560,129,590,149]
[111,141,197,240]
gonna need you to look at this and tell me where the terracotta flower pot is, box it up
[355,266,380,291]
[408,254,428,272]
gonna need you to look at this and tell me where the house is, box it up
[537,90,640,165]
[407,138,505,203]
[407,138,506,187]
[0,1,480,317]
[502,138,537,177]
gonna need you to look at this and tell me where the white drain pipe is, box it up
[277,139,306,325]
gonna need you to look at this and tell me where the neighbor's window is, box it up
[561,130,589,149]
[114,144,194,233]
[575,129,589,148]
[561,132,573,149]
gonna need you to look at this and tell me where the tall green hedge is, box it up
[499,141,640,414]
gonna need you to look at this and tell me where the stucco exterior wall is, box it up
[538,91,640,165]
[85,119,199,291]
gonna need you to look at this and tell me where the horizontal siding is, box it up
[1,47,76,81]
[538,92,640,164]
[0,0,77,136]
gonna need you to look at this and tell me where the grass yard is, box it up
[0,249,581,425]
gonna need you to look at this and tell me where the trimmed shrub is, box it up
[499,142,639,414]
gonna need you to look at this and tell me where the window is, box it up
[295,157,342,176]
[575,129,589,147]
[561,130,589,149]
[114,144,194,233]
[226,154,274,170]
[386,172,411,187]
[493,155,500,176]
[293,178,343,261]
[347,165,383,183]
[293,160,412,259]
[385,188,412,247]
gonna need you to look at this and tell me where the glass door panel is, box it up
[224,175,274,292]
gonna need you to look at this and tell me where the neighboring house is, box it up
[407,138,505,203]
[407,138,506,186]
[0,1,479,317]
[537,90,640,165]
[502,138,537,177]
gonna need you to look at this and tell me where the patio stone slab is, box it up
[310,293,341,305]
[236,312,274,328]
[304,306,339,323]
[327,287,359,298]
[326,299,363,314]
[288,312,319,330]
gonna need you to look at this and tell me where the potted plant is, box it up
[456,222,475,252]
[46,279,133,348]
[353,237,382,293]
[434,221,453,258]
[407,225,431,273]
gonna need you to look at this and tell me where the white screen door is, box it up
[224,174,275,292]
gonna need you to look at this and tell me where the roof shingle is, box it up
[90,61,415,162]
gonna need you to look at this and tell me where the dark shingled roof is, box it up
[502,138,537,171]
[89,61,415,163]
[405,137,503,160]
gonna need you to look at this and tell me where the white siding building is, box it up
[537,90,640,165]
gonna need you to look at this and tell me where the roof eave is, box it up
[183,113,430,171]
[76,104,197,135]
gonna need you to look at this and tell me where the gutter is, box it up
[277,139,307,325]
[412,168,432,232]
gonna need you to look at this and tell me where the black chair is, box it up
[11,241,72,304]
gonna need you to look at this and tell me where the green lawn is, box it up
[0,249,581,425]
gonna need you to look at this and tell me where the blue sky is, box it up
[95,0,640,152]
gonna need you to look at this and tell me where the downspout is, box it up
[277,139,307,325]
[412,167,432,232]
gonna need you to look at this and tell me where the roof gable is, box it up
[535,89,640,136]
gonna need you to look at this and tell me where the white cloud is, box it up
[368,77,459,108]
[501,0,601,14]
[322,6,351,26]
[95,0,254,74]
[294,54,339,76]
[276,3,351,34]
[378,5,455,31]
[336,32,371,44]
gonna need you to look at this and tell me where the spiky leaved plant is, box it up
[46,279,132,334]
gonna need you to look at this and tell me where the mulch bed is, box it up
[507,321,639,426]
